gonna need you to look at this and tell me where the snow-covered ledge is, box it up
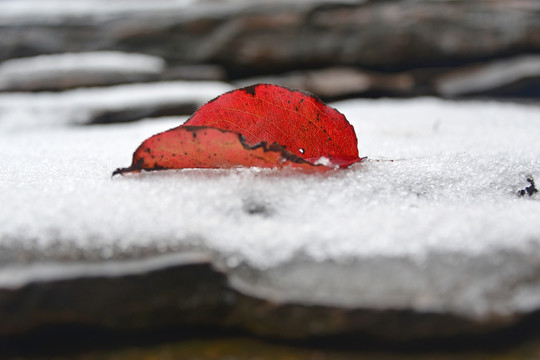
[0,51,166,91]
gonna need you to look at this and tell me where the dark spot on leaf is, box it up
[518,177,538,197]
[243,84,257,96]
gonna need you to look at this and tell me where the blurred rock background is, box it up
[1,0,540,101]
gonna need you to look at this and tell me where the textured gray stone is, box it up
[2,1,540,74]
[235,67,415,98]
[1,1,540,98]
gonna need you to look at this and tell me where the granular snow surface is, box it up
[1,95,539,273]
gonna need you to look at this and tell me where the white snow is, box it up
[0,0,198,21]
[0,51,166,90]
[1,94,539,272]
[0,0,355,24]
[0,80,233,128]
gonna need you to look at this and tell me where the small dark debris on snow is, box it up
[242,198,272,216]
[518,177,538,197]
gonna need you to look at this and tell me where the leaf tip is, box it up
[111,167,131,177]
[111,158,144,177]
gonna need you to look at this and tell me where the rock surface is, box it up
[0,253,231,336]
[2,1,540,71]
[0,250,536,342]
[235,67,415,99]
[1,0,540,98]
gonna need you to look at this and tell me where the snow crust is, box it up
[437,55,540,96]
[0,0,347,24]
[0,252,210,289]
[1,94,539,272]
[0,81,233,128]
[0,51,165,90]
[0,0,198,21]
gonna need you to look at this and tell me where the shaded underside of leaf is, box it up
[113,126,331,175]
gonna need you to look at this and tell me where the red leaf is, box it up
[112,126,329,175]
[113,84,363,175]
[185,84,361,168]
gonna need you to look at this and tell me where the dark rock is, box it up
[9,334,540,360]
[235,67,414,99]
[3,248,540,345]
[2,1,540,98]
[162,64,227,82]
[0,253,232,337]
[91,102,198,124]
[2,1,540,75]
